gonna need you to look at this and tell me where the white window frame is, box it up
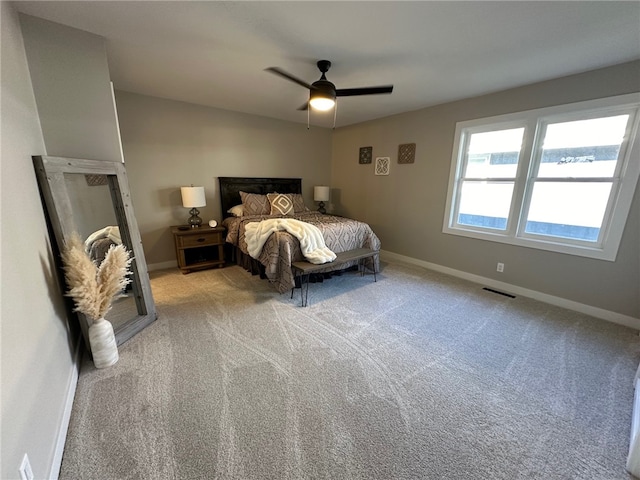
[443,93,640,261]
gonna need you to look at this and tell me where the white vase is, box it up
[88,317,119,368]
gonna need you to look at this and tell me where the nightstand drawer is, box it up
[178,232,223,248]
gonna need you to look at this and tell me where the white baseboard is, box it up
[49,337,82,480]
[147,260,177,272]
[380,250,640,331]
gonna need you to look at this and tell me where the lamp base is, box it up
[188,208,202,228]
[317,201,326,215]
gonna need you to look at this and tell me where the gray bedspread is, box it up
[223,212,381,293]
[87,237,116,263]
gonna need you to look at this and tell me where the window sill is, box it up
[443,226,617,261]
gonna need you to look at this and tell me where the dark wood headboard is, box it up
[218,177,302,218]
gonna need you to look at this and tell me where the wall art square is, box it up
[398,143,416,164]
[375,157,390,176]
[359,146,373,164]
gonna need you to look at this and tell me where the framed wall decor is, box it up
[398,143,416,164]
[359,146,373,164]
[375,157,390,176]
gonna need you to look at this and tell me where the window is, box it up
[443,94,640,261]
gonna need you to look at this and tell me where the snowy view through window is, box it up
[458,115,628,242]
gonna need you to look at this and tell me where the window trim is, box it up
[443,93,640,261]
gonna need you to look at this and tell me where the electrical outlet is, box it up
[497,262,504,273]
[19,454,34,480]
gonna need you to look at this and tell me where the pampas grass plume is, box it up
[62,232,133,321]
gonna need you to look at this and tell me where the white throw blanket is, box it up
[245,218,336,264]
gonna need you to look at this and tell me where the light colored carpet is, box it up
[60,261,640,479]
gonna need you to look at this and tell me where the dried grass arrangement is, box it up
[61,232,133,321]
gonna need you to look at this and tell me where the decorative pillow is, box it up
[267,193,294,215]
[240,191,271,216]
[291,193,308,213]
[227,204,244,217]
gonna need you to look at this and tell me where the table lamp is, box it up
[314,186,330,214]
[181,186,206,227]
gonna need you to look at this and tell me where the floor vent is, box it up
[483,287,516,298]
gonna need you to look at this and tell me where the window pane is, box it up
[525,182,612,241]
[464,128,524,178]
[537,115,628,178]
[457,181,514,230]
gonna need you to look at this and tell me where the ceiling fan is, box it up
[266,60,393,112]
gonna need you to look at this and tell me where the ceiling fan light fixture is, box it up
[309,80,336,111]
[266,59,393,118]
[309,95,335,111]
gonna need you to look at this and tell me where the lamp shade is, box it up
[314,186,330,202]
[181,186,206,208]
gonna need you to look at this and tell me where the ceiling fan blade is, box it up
[336,85,394,97]
[297,102,309,111]
[265,67,314,90]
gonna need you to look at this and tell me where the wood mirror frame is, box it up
[33,155,157,348]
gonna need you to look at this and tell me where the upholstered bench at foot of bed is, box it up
[291,248,378,307]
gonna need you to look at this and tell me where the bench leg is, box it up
[372,255,377,282]
[291,269,310,307]
[302,273,310,307]
[361,256,377,282]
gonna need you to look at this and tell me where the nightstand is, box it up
[171,225,226,274]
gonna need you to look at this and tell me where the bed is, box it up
[84,225,133,292]
[219,177,381,293]
[84,226,122,262]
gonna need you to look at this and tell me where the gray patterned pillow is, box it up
[291,193,308,213]
[240,191,270,215]
[267,193,294,215]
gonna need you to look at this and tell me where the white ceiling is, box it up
[14,1,640,128]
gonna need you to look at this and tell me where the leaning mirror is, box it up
[33,155,157,348]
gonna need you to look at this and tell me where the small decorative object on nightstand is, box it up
[172,224,226,273]
[314,185,330,214]
[181,185,206,228]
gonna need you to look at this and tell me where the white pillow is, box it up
[227,204,244,217]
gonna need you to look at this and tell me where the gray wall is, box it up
[1,5,73,479]
[115,91,332,266]
[20,14,122,162]
[331,61,640,318]
[1,11,126,479]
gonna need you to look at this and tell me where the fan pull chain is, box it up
[333,99,337,129]
[307,104,310,130]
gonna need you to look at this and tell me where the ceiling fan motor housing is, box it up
[312,61,336,101]
[317,60,332,73]
[311,79,337,101]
